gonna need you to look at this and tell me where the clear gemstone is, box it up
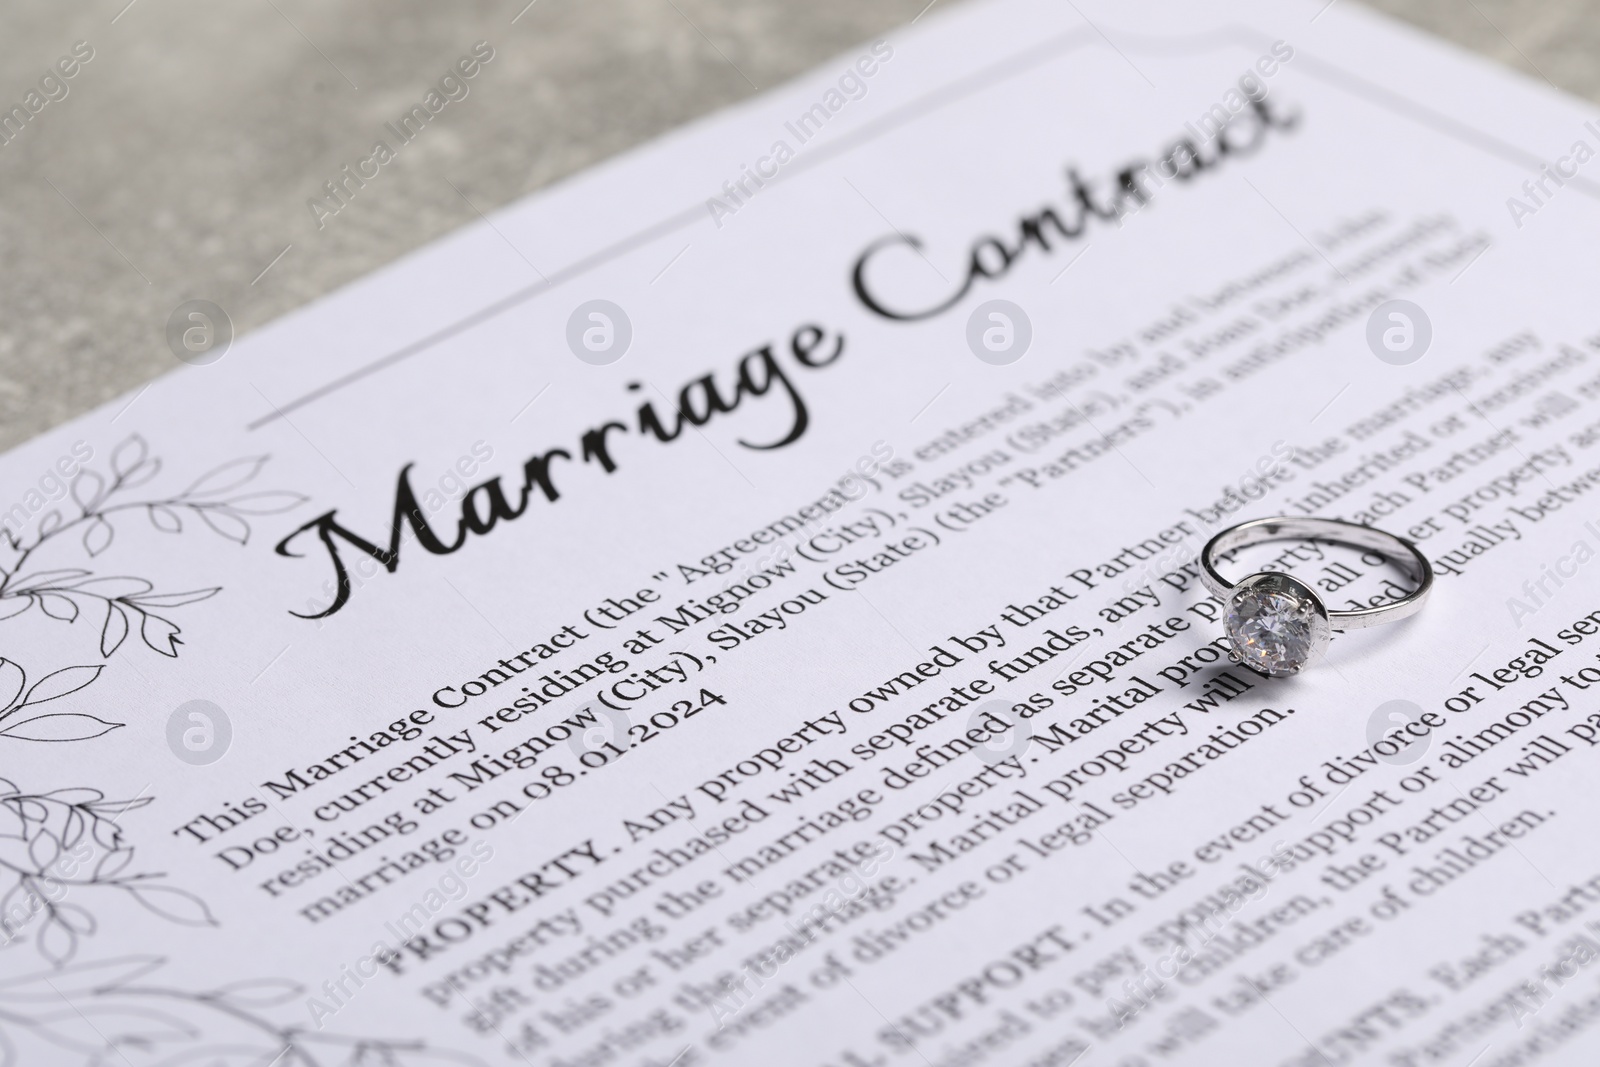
[1226,587,1316,676]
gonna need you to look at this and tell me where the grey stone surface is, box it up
[0,0,1594,452]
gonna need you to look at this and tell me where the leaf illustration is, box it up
[0,836,35,872]
[13,798,47,822]
[0,660,25,712]
[21,665,103,708]
[124,884,216,927]
[140,615,182,657]
[198,508,251,545]
[0,871,29,911]
[0,445,300,761]
[60,808,85,851]
[36,594,77,623]
[90,816,123,851]
[182,456,268,499]
[110,435,149,479]
[35,914,79,967]
[117,457,162,490]
[45,787,103,804]
[82,517,114,557]
[146,505,182,533]
[0,714,122,743]
[222,491,308,515]
[95,847,135,879]
[76,576,154,599]
[70,470,106,513]
[210,977,305,1008]
[100,601,129,658]
[26,831,60,870]
[54,903,96,935]
[0,776,16,795]
[7,570,90,594]
[85,796,152,816]
[125,588,220,609]
[28,829,60,871]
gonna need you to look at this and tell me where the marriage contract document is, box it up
[5,1,1600,1065]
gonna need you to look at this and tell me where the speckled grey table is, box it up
[2,0,1596,451]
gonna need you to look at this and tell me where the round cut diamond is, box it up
[1226,585,1317,676]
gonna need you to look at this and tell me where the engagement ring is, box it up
[1200,516,1433,677]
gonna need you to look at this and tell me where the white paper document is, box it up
[7,1,1600,1063]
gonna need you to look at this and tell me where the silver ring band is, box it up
[1200,516,1433,678]
[1200,516,1432,631]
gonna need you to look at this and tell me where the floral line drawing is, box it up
[0,433,305,743]
[0,660,111,743]
[0,441,484,1063]
[0,955,486,1066]
[0,778,216,968]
